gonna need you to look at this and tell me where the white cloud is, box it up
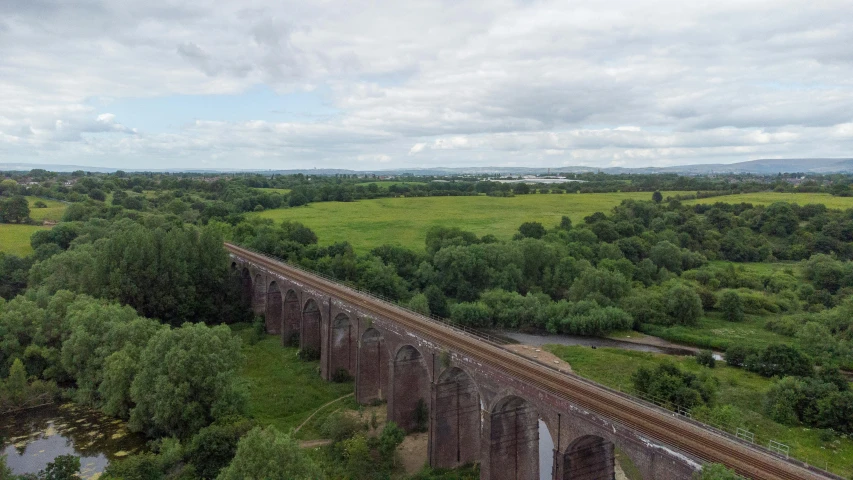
[1,0,852,169]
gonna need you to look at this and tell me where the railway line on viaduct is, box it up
[226,242,840,480]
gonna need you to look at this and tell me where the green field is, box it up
[686,192,853,209]
[26,196,66,222]
[232,325,353,439]
[548,345,853,477]
[0,224,49,256]
[251,192,681,252]
[254,187,291,194]
[356,180,427,187]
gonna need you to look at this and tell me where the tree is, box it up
[378,422,405,468]
[650,241,683,274]
[88,189,106,202]
[696,350,716,368]
[5,358,27,404]
[652,191,663,203]
[517,222,546,239]
[559,215,572,231]
[129,323,245,438]
[185,419,253,480]
[717,290,744,322]
[216,427,319,480]
[665,284,703,325]
[0,196,30,223]
[41,455,81,480]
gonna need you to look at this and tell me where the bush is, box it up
[665,284,703,325]
[320,411,364,443]
[632,362,717,411]
[184,418,253,479]
[717,290,744,322]
[332,368,353,383]
[696,350,716,368]
[724,344,756,368]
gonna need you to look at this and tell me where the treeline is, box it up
[230,197,853,343]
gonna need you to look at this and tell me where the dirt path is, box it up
[299,439,332,448]
[293,392,354,434]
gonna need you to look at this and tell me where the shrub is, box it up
[696,350,716,368]
[717,290,744,322]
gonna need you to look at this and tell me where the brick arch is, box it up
[330,313,356,379]
[301,298,322,357]
[252,273,265,314]
[432,366,481,469]
[357,327,388,404]
[390,344,430,433]
[265,281,283,334]
[489,395,540,480]
[563,435,615,480]
[240,268,253,308]
[281,289,300,346]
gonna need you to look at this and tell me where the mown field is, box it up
[547,345,853,478]
[26,196,66,222]
[685,192,853,209]
[251,191,681,252]
[0,224,50,256]
[0,197,66,256]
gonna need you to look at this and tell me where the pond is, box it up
[1,404,146,479]
[496,331,724,360]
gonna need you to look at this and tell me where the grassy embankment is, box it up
[0,197,67,256]
[547,345,853,478]
[231,324,354,440]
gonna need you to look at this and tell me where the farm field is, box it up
[26,196,66,222]
[251,191,681,252]
[0,224,49,256]
[547,345,853,478]
[685,192,853,209]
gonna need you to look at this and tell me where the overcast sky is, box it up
[1,0,852,170]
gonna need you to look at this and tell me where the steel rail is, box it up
[227,243,837,480]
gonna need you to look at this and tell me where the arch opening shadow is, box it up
[252,273,265,314]
[357,328,388,404]
[563,435,615,480]
[265,281,282,335]
[433,367,480,469]
[282,290,300,346]
[490,396,539,480]
[240,268,253,309]
[301,299,322,359]
[330,313,356,379]
[391,345,430,433]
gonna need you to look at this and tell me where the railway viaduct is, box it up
[227,243,837,480]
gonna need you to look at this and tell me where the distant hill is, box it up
[2,158,853,175]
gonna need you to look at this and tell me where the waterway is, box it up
[1,404,146,479]
[496,331,724,360]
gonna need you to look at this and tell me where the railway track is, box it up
[227,243,838,480]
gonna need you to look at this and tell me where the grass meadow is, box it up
[547,345,853,478]
[0,224,50,256]
[0,197,66,256]
[26,196,66,222]
[251,191,681,252]
[231,325,354,440]
[685,192,853,209]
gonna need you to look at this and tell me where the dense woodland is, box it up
[2,169,853,478]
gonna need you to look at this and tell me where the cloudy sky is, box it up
[1,0,852,170]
